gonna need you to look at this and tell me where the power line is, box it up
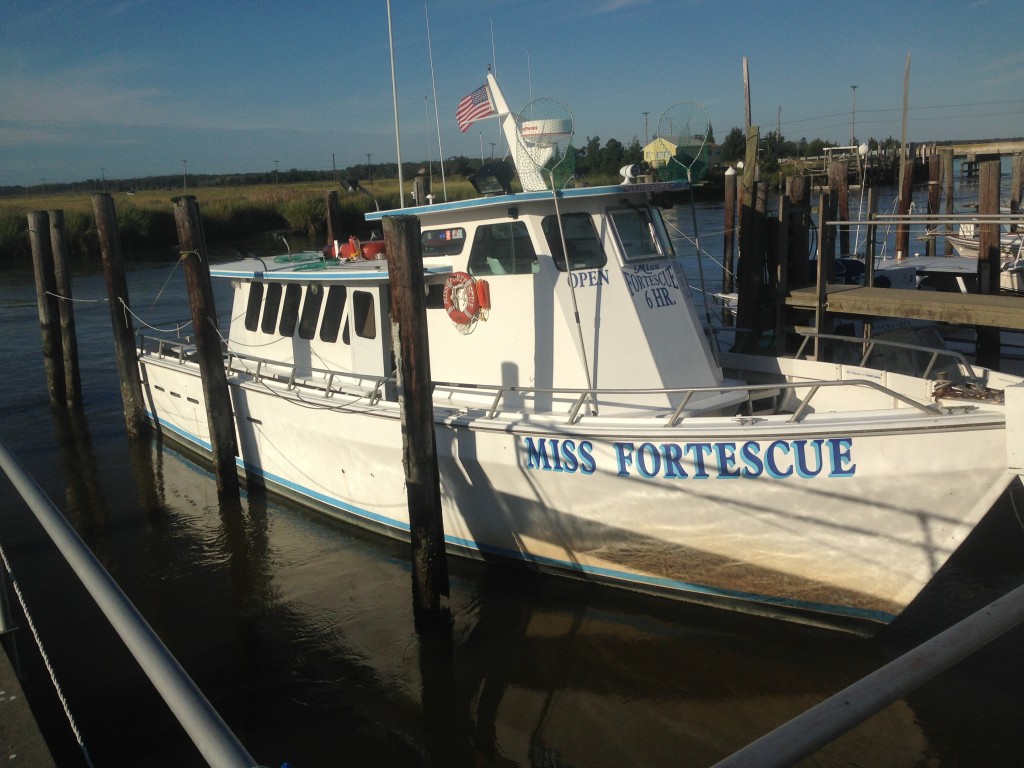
[765,98,1024,130]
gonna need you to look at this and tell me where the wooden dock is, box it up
[786,285,1024,330]
[0,649,56,766]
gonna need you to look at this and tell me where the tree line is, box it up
[5,125,925,198]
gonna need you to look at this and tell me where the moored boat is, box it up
[135,72,1024,633]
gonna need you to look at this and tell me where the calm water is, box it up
[1,193,1024,767]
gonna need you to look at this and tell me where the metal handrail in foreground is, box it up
[0,439,260,768]
[713,579,1024,768]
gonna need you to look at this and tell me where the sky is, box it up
[1,0,1021,188]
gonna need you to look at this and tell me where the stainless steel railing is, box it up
[0,439,260,768]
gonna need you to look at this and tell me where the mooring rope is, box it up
[0,542,94,768]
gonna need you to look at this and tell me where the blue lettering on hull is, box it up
[523,437,856,479]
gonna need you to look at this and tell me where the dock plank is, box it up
[786,285,1024,329]
[0,649,56,766]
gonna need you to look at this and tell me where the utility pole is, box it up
[366,153,373,182]
[642,111,649,144]
[182,160,187,191]
[274,160,279,184]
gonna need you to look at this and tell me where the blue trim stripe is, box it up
[148,412,894,626]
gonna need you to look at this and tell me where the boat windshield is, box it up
[609,205,668,262]
[542,213,606,271]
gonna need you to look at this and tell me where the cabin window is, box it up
[244,283,264,331]
[352,290,376,339]
[320,286,348,344]
[260,283,283,334]
[279,284,302,336]
[468,221,538,275]
[543,213,606,271]
[298,283,324,340]
[609,206,666,262]
[422,228,467,257]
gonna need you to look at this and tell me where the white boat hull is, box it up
[140,354,1015,630]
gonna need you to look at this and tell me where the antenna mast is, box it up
[425,4,447,201]
[387,0,404,208]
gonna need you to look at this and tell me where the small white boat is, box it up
[946,221,1023,260]
[136,72,1024,632]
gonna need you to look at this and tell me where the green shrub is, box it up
[281,195,326,238]
[0,213,28,262]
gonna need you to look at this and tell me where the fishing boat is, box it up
[135,72,1024,632]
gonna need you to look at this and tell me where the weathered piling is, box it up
[976,160,1002,368]
[812,191,837,360]
[895,158,914,258]
[722,167,737,325]
[383,214,449,616]
[93,193,149,438]
[940,147,955,253]
[325,190,343,256]
[734,126,763,350]
[27,211,65,407]
[48,210,82,406]
[413,169,431,206]
[172,196,239,497]
[827,160,849,255]
[773,195,790,353]
[926,155,941,257]
[1011,153,1023,233]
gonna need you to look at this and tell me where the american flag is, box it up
[456,84,496,132]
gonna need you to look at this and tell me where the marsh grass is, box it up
[0,177,481,265]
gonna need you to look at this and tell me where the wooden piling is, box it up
[976,160,1002,368]
[722,167,737,325]
[862,188,878,341]
[325,190,343,256]
[383,214,449,616]
[926,155,941,257]
[813,192,834,360]
[48,210,82,407]
[1011,153,1023,233]
[413,169,431,206]
[895,158,914,258]
[172,196,239,497]
[827,161,849,256]
[27,211,66,407]
[774,195,790,354]
[93,193,149,438]
[940,147,955,253]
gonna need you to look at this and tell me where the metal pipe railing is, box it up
[712,578,1024,768]
[0,439,260,768]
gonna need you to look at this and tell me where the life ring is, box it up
[443,271,480,325]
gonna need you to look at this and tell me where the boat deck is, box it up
[786,285,1024,329]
